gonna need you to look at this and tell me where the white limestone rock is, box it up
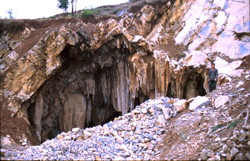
[72,127,80,132]
[215,57,243,77]
[215,95,230,108]
[103,124,110,135]
[141,108,148,114]
[132,35,143,42]
[162,107,172,120]
[1,136,17,148]
[173,99,187,112]
[189,96,210,111]
[184,51,208,67]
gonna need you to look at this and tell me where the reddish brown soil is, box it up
[3,16,115,61]
[164,39,187,60]
[240,55,250,70]
[14,18,81,59]
[157,111,202,160]
[0,109,40,145]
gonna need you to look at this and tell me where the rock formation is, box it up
[0,0,249,145]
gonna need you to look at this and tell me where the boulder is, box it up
[173,99,187,112]
[84,131,92,137]
[218,74,232,85]
[103,124,110,135]
[218,60,243,77]
[116,136,124,144]
[72,127,80,132]
[141,108,148,114]
[245,152,250,160]
[64,136,71,140]
[56,134,64,140]
[235,153,248,160]
[214,95,230,108]
[162,107,172,120]
[200,149,208,160]
[157,115,166,126]
[0,136,17,148]
[189,96,210,110]
[230,147,239,157]
[214,57,229,69]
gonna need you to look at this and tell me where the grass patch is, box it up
[227,119,241,129]
[210,124,225,133]
[210,119,242,133]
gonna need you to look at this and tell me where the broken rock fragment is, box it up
[173,99,187,112]
[189,96,210,111]
[214,95,230,108]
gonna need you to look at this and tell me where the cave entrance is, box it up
[24,40,207,144]
[183,72,206,99]
[24,40,137,143]
[133,89,149,111]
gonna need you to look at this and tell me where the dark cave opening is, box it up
[101,111,123,126]
[24,41,137,143]
[196,74,207,96]
[24,41,207,144]
[167,83,174,98]
[134,97,141,107]
[27,103,36,128]
[183,71,207,99]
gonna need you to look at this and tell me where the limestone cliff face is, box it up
[0,0,249,142]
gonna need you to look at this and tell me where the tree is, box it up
[71,0,74,15]
[70,0,77,16]
[58,0,69,12]
[75,0,77,15]
[7,9,14,19]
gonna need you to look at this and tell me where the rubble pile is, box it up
[1,97,186,160]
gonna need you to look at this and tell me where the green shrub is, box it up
[49,16,56,19]
[81,9,97,17]
[227,119,241,129]
[129,0,140,3]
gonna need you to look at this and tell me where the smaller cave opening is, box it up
[183,72,207,99]
[134,97,141,107]
[132,90,149,112]
[27,103,36,128]
[46,116,60,140]
[167,83,175,98]
[101,111,122,125]
[196,74,207,96]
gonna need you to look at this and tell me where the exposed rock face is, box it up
[0,0,249,143]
